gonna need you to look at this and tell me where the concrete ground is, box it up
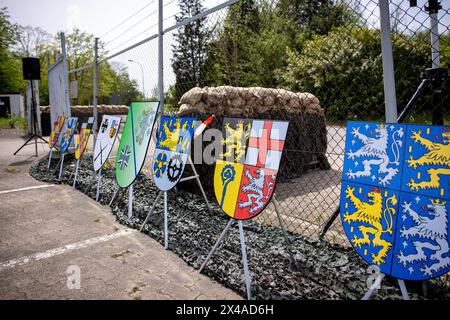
[0,135,240,300]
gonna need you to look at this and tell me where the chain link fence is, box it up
[69,0,450,247]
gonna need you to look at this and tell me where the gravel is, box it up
[29,155,450,300]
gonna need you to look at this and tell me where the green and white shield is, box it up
[115,102,159,188]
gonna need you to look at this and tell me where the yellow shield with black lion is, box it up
[214,118,289,220]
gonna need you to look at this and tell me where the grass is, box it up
[0,117,27,129]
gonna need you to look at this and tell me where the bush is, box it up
[0,117,27,129]
[279,27,430,122]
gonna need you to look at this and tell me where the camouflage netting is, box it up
[177,86,330,193]
[29,156,450,300]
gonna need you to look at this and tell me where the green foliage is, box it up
[59,28,140,105]
[0,116,27,129]
[0,7,26,93]
[206,0,360,89]
[279,27,431,121]
[171,0,210,102]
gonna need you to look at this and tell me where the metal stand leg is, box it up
[398,280,410,300]
[199,219,234,273]
[139,191,164,232]
[362,273,385,300]
[128,184,133,219]
[362,273,410,300]
[188,156,213,214]
[238,220,252,300]
[47,149,53,169]
[164,191,169,250]
[272,194,291,245]
[73,159,80,189]
[109,187,120,206]
[58,153,65,179]
[96,169,102,202]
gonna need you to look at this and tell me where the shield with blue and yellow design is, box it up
[75,117,94,160]
[214,118,289,220]
[152,117,196,191]
[341,121,450,281]
[59,117,78,154]
[48,116,65,149]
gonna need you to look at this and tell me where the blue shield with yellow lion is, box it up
[341,121,450,281]
[152,117,196,191]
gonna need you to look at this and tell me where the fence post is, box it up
[60,32,71,119]
[430,11,440,68]
[93,37,99,141]
[158,0,164,116]
[379,0,398,123]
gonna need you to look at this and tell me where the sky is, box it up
[1,0,449,100]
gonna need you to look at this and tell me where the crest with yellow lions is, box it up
[75,117,94,160]
[214,118,289,220]
[152,117,196,191]
[341,121,450,281]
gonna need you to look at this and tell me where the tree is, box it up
[0,7,25,94]
[206,0,260,86]
[171,0,210,102]
[276,0,359,35]
[279,27,430,121]
[15,25,53,58]
[106,62,141,105]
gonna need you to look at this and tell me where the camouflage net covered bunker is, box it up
[177,86,330,193]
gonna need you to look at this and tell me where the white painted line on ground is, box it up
[0,229,133,271]
[0,184,55,195]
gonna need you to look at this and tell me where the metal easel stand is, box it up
[362,273,410,300]
[128,184,133,219]
[272,194,291,245]
[58,153,65,179]
[57,127,79,180]
[95,169,102,202]
[138,156,213,249]
[72,159,80,189]
[199,219,252,300]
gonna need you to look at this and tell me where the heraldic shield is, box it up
[152,117,196,192]
[48,116,65,148]
[116,102,159,188]
[59,117,78,154]
[341,121,450,281]
[75,117,94,160]
[214,118,289,220]
[93,115,121,172]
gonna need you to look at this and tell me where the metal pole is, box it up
[109,187,120,206]
[58,154,65,179]
[379,0,398,123]
[398,280,410,300]
[158,0,164,116]
[128,184,133,219]
[96,169,101,202]
[272,195,291,245]
[189,156,213,214]
[139,191,163,232]
[73,159,80,189]
[164,191,168,249]
[199,219,234,273]
[60,32,71,118]
[362,273,385,300]
[47,149,53,169]
[430,13,440,68]
[93,38,99,145]
[238,220,252,300]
